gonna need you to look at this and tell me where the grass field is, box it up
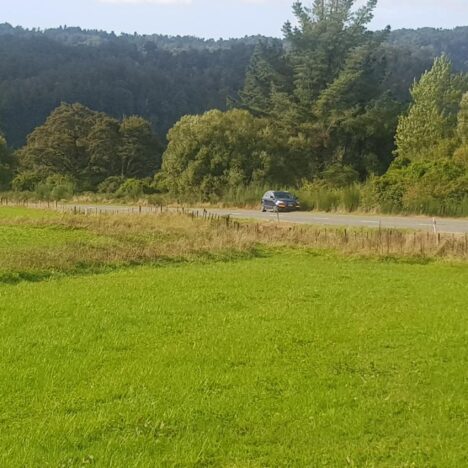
[0,207,467,466]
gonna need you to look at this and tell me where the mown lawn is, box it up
[0,252,467,466]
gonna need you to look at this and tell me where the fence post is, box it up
[432,217,440,247]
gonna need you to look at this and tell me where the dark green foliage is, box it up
[239,0,400,178]
[373,159,468,214]
[160,109,296,199]
[2,16,468,208]
[395,56,467,162]
[454,93,468,167]
[388,27,468,73]
[0,22,467,149]
[86,115,121,186]
[158,3,468,207]
[17,103,99,187]
[239,39,292,115]
[457,93,468,146]
[35,174,76,201]
[98,176,126,194]
[0,136,13,190]
[321,164,359,188]
[15,103,161,191]
[0,25,257,148]
[11,171,42,192]
[119,117,161,179]
[116,178,154,199]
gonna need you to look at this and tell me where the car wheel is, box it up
[261,205,266,212]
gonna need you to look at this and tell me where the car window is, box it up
[274,191,293,199]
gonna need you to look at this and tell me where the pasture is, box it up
[0,207,467,466]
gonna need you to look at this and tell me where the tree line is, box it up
[0,24,257,148]
[1,1,468,215]
[0,14,467,148]
[160,1,468,210]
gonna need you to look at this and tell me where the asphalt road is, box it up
[65,204,468,234]
[202,208,468,234]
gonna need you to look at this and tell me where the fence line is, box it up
[1,198,467,258]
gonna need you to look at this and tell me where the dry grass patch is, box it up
[1,207,467,283]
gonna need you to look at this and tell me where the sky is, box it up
[2,0,468,39]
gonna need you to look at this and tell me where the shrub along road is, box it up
[62,204,468,234]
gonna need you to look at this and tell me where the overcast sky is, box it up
[2,0,468,38]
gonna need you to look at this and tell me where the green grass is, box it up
[0,206,61,220]
[0,252,467,466]
[0,225,98,250]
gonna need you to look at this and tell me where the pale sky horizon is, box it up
[2,0,468,39]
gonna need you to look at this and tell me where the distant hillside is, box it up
[0,23,266,51]
[388,27,468,71]
[0,23,467,147]
[0,24,261,147]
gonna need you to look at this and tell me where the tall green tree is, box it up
[0,135,13,190]
[86,115,122,186]
[454,92,468,166]
[239,40,292,116]
[395,56,466,162]
[16,103,162,191]
[17,103,99,184]
[283,0,379,117]
[160,109,296,198]
[118,116,161,179]
[240,0,396,177]
[457,92,468,145]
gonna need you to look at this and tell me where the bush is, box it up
[341,185,361,212]
[221,184,270,207]
[373,159,468,216]
[295,183,367,213]
[98,176,126,194]
[12,171,42,192]
[116,178,154,200]
[35,175,76,201]
[321,164,360,188]
[453,146,468,168]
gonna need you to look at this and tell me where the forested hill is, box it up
[388,27,468,71]
[0,24,261,147]
[0,23,467,147]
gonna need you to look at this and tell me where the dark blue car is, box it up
[261,191,300,212]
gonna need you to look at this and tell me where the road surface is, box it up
[64,204,468,234]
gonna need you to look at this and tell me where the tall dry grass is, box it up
[1,208,467,284]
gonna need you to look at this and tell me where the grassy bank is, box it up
[1,207,467,285]
[1,251,467,466]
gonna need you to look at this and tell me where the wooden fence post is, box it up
[433,217,440,246]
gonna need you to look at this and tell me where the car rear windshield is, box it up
[274,192,294,199]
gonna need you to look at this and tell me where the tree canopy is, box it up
[395,56,467,162]
[239,0,399,178]
[0,135,12,190]
[2,7,468,213]
[160,109,296,198]
[0,21,466,148]
[15,103,161,191]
